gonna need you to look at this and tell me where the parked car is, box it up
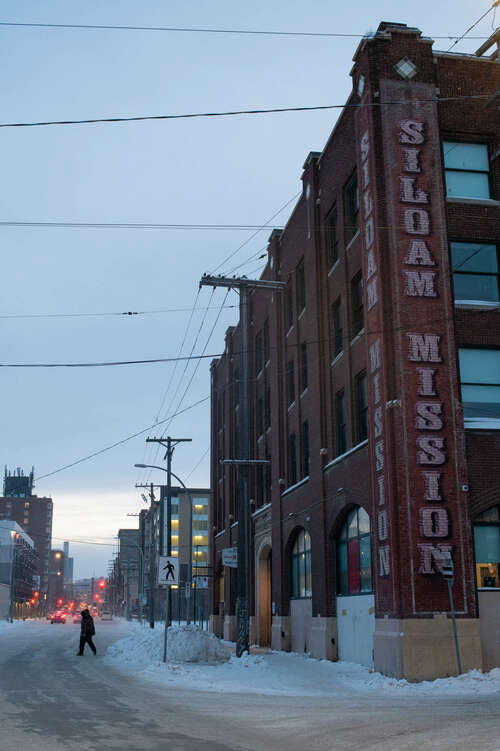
[50,611,67,624]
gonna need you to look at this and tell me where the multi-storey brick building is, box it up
[209,22,500,680]
[0,468,53,598]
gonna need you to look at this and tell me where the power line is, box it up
[0,305,237,320]
[447,2,499,51]
[2,300,499,368]
[0,94,493,129]
[0,20,490,39]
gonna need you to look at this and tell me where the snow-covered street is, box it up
[1,619,500,751]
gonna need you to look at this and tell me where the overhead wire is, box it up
[0,305,237,320]
[141,287,215,486]
[0,94,493,129]
[0,20,491,40]
[447,1,499,51]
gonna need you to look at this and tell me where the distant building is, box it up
[0,467,53,597]
[0,521,38,618]
[47,549,65,609]
[139,486,210,622]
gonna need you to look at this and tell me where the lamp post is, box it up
[134,463,194,623]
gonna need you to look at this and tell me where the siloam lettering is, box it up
[359,126,390,578]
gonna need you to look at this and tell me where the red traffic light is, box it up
[98,579,106,591]
[34,591,39,598]
[57,598,63,606]
[30,598,35,604]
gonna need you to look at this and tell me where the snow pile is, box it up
[105,624,500,697]
[168,625,232,663]
[106,623,231,666]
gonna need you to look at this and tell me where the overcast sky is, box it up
[0,0,494,578]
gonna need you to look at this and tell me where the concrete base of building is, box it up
[271,616,291,651]
[478,590,500,671]
[373,615,482,681]
[309,616,338,661]
[209,614,223,638]
[223,614,236,642]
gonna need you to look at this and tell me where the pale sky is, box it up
[1,0,496,577]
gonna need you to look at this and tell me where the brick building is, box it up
[0,468,53,597]
[209,23,500,680]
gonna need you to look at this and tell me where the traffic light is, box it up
[98,579,106,591]
[57,598,63,606]
[34,591,39,598]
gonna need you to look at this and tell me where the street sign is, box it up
[439,551,454,580]
[158,556,178,586]
[222,547,238,568]
[194,576,209,588]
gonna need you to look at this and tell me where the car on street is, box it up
[50,611,67,624]
[72,613,82,624]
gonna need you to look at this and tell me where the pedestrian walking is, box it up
[77,608,97,656]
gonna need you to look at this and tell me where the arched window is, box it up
[337,507,372,595]
[291,529,312,598]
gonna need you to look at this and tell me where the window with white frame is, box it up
[443,141,491,200]
[459,348,500,419]
[451,241,499,303]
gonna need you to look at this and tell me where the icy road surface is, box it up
[1,619,500,751]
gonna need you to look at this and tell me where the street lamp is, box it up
[134,463,195,624]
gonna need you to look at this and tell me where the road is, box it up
[1,620,500,751]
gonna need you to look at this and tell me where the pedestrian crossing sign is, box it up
[158,556,178,586]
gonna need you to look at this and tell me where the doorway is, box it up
[257,544,272,646]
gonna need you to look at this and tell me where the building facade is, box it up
[0,521,38,618]
[0,467,53,597]
[209,23,500,680]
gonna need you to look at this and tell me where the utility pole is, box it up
[200,274,284,656]
[147,483,156,628]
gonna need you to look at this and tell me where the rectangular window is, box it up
[264,384,271,429]
[296,259,306,315]
[451,241,499,303]
[255,330,263,375]
[331,298,343,358]
[351,272,364,337]
[301,420,310,478]
[344,172,359,244]
[300,342,308,393]
[265,456,272,500]
[234,367,240,407]
[287,360,295,406]
[443,141,491,200]
[355,371,368,443]
[263,318,270,364]
[459,348,500,419]
[335,390,347,456]
[285,282,293,331]
[288,433,297,486]
[326,206,338,266]
[256,396,264,437]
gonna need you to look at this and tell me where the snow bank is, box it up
[106,623,231,667]
[104,623,500,697]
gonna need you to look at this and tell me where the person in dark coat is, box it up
[77,609,97,655]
